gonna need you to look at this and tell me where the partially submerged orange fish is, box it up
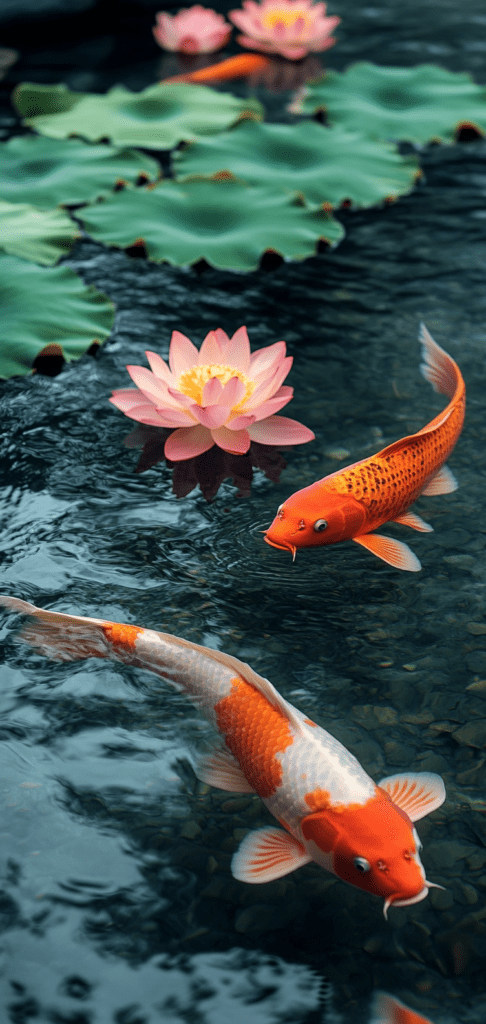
[265,325,465,571]
[161,53,271,84]
[1,596,445,916]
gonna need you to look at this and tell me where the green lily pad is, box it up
[0,253,114,378]
[296,63,486,144]
[12,81,263,149]
[0,134,160,209]
[0,199,79,265]
[77,178,344,271]
[174,119,419,209]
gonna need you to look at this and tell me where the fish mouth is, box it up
[383,881,442,919]
[263,535,297,561]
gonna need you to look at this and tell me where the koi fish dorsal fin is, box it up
[353,534,421,572]
[370,991,434,1024]
[421,464,458,496]
[196,747,255,793]
[419,323,459,400]
[232,827,312,883]
[378,772,446,822]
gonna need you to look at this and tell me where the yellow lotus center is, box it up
[262,7,310,30]
[177,363,255,408]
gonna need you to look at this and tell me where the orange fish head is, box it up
[302,793,430,915]
[264,485,366,556]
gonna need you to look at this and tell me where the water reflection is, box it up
[124,425,288,501]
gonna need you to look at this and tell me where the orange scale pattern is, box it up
[103,622,142,650]
[214,676,294,799]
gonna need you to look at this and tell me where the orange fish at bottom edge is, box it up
[370,991,435,1024]
[265,324,465,571]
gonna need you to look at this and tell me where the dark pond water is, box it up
[1,1,486,1022]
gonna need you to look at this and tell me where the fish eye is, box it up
[353,856,371,873]
[314,519,328,532]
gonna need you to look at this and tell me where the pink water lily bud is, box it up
[229,0,340,60]
[110,327,314,461]
[153,5,232,54]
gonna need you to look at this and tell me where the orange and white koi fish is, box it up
[265,325,465,571]
[370,991,434,1024]
[1,596,445,916]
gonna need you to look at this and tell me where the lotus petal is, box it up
[250,389,293,421]
[202,376,224,404]
[211,425,251,453]
[218,375,246,407]
[199,329,224,365]
[247,357,293,408]
[169,329,200,376]
[227,413,256,430]
[249,340,287,378]
[248,414,315,445]
[193,404,231,428]
[165,424,215,460]
[219,325,251,372]
[153,6,232,55]
[145,350,175,385]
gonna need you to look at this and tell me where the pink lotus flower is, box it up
[153,6,232,55]
[229,0,340,60]
[110,326,314,461]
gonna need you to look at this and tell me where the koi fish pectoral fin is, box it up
[353,534,421,572]
[421,464,458,496]
[378,772,446,821]
[232,827,312,883]
[195,748,255,793]
[393,511,433,533]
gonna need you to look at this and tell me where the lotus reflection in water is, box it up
[124,423,288,500]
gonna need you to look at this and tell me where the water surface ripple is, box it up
[1,1,486,1021]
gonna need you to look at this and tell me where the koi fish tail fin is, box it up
[419,323,460,400]
[0,595,120,663]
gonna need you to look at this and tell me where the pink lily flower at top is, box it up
[153,5,232,54]
[110,327,315,461]
[229,0,340,60]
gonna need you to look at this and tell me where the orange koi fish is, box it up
[1,596,445,916]
[265,325,465,571]
[161,53,271,85]
[370,991,434,1024]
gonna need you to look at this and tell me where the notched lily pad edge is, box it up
[74,233,344,272]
